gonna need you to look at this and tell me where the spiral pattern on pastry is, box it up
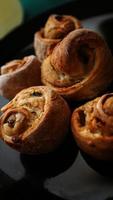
[41,29,113,100]
[0,55,41,99]
[71,93,113,160]
[34,14,82,62]
[0,86,70,154]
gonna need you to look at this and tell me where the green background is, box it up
[20,0,75,20]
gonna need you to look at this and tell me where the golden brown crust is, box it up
[34,14,82,62]
[41,28,113,100]
[34,29,60,63]
[0,86,71,154]
[71,93,113,160]
[44,14,82,39]
[0,55,41,100]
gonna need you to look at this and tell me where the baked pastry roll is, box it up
[0,86,70,154]
[71,93,113,160]
[0,55,41,99]
[41,29,113,100]
[34,14,82,62]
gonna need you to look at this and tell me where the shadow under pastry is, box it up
[20,133,78,179]
[80,150,113,177]
[0,180,67,200]
[0,136,76,200]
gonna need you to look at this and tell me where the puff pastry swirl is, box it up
[34,14,82,62]
[0,86,70,154]
[0,55,41,99]
[71,93,113,160]
[41,29,113,100]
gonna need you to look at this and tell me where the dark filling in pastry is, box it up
[55,15,63,21]
[6,115,16,128]
[3,111,28,137]
[78,110,86,127]
[31,92,42,97]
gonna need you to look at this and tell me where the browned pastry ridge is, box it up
[0,55,41,100]
[34,14,82,62]
[0,86,71,154]
[41,28,113,101]
[71,93,113,160]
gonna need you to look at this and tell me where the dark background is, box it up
[1,0,113,200]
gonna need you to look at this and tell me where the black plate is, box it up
[1,0,113,200]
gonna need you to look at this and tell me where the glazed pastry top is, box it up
[88,94,113,136]
[74,94,113,137]
[0,56,36,75]
[0,87,54,143]
[44,14,82,39]
[1,60,25,75]
[41,28,110,88]
[34,14,82,63]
